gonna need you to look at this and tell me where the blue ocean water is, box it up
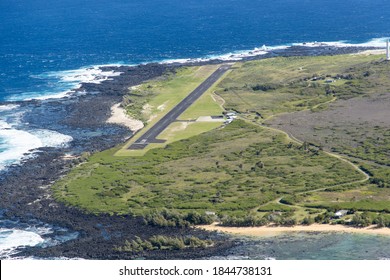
[1,0,390,102]
[1,0,390,258]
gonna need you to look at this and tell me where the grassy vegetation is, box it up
[216,54,388,119]
[53,120,362,218]
[331,127,390,167]
[257,202,295,213]
[158,122,222,144]
[178,93,223,120]
[214,53,390,225]
[54,53,390,228]
[300,184,390,212]
[123,65,219,122]
[117,64,225,156]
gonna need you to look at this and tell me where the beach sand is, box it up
[198,223,390,237]
[354,49,386,56]
[107,103,144,132]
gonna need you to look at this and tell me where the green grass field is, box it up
[53,120,363,217]
[217,54,388,119]
[53,53,390,227]
[116,64,226,156]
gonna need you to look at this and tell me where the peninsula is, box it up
[3,45,390,259]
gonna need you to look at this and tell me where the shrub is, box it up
[116,235,213,253]
[220,214,268,227]
[301,216,314,225]
[142,209,215,228]
[277,217,297,227]
[251,84,278,91]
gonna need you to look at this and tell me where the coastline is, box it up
[0,44,385,259]
[106,103,144,132]
[199,223,390,237]
[0,61,235,260]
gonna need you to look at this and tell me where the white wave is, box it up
[6,90,76,102]
[0,104,20,112]
[161,38,385,65]
[162,38,388,66]
[23,91,73,101]
[355,37,390,47]
[6,65,124,102]
[0,120,12,129]
[16,38,387,102]
[292,41,339,47]
[28,129,73,148]
[161,46,272,64]
[0,129,42,169]
[0,229,44,258]
[207,48,268,61]
[0,127,73,170]
[48,65,122,85]
[292,37,390,49]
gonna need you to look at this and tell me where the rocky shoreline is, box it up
[0,45,380,259]
[1,62,235,260]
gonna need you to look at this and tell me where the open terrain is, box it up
[116,65,228,156]
[53,120,362,217]
[54,52,390,232]
[127,65,230,150]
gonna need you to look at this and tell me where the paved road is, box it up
[129,65,231,149]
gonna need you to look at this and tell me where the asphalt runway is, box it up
[129,64,231,149]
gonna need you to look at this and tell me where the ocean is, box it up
[1,0,390,259]
[213,233,390,260]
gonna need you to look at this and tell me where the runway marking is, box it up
[128,65,231,150]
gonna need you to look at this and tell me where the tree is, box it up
[374,215,386,228]
[302,216,314,225]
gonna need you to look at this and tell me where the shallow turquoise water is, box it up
[219,232,390,260]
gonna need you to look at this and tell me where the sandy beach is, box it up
[199,223,390,237]
[107,103,144,132]
[354,49,386,56]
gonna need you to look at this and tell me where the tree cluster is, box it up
[142,209,214,228]
[116,235,213,253]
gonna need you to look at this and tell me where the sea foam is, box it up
[160,38,387,66]
[51,66,122,85]
[28,129,74,148]
[6,65,123,102]
[0,104,20,112]
[0,222,79,259]
[9,38,388,102]
[0,121,73,170]
[0,229,44,258]
[292,37,390,48]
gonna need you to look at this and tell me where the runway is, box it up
[129,65,230,149]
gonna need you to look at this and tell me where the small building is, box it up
[334,210,348,218]
[224,112,237,124]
